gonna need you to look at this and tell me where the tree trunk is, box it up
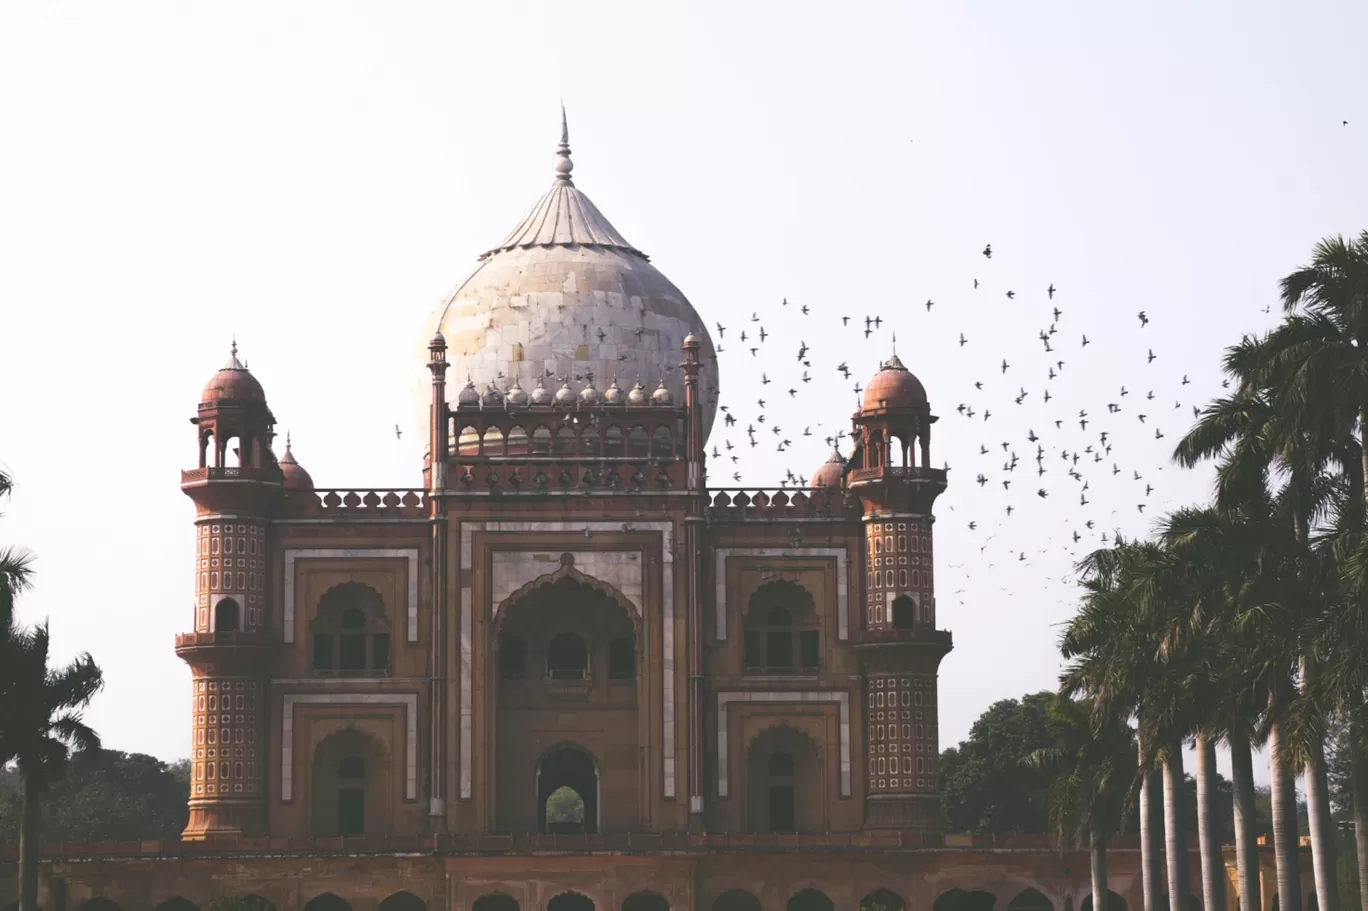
[1304,742,1339,911]
[1164,745,1192,911]
[1140,734,1165,911]
[1093,820,1110,911]
[1196,734,1227,911]
[1268,719,1303,911]
[1350,717,1368,911]
[18,774,41,911]
[1230,730,1263,911]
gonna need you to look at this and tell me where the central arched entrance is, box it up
[494,569,640,833]
[538,744,598,833]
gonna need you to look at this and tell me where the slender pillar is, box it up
[426,331,449,827]
[681,334,706,819]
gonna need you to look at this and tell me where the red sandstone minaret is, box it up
[175,342,278,839]
[846,352,953,831]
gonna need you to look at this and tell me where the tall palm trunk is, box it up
[1092,820,1110,911]
[1140,737,1164,911]
[1300,660,1340,911]
[1268,720,1303,911]
[1195,734,1227,911]
[1163,744,1192,911]
[1350,717,1368,911]
[1229,730,1263,911]
[18,774,41,911]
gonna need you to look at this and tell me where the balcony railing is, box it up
[280,489,428,518]
[706,488,855,520]
[180,466,281,484]
[174,630,272,649]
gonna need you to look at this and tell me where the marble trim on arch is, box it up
[280,692,418,801]
[715,690,851,798]
[459,521,675,800]
[714,547,849,642]
[282,548,420,644]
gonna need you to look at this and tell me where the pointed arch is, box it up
[472,896,520,911]
[548,894,595,911]
[622,894,669,911]
[712,893,760,911]
[303,896,349,911]
[1008,890,1054,911]
[861,890,906,911]
[378,893,425,911]
[494,560,641,626]
[78,901,123,911]
[155,898,200,911]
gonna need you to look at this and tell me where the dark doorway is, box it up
[891,595,915,629]
[337,754,365,836]
[622,894,668,911]
[215,598,241,633]
[378,893,425,911]
[304,897,351,911]
[767,750,796,832]
[155,900,200,911]
[548,895,595,911]
[712,894,760,911]
[472,896,520,911]
[861,890,906,911]
[787,891,834,911]
[538,746,598,834]
[1080,893,1129,911]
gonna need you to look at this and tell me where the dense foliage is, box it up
[0,749,189,844]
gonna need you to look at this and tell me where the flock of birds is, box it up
[695,239,1244,616]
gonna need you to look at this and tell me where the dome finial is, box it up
[555,103,574,185]
[285,430,292,454]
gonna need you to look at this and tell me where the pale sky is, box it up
[1,1,1365,786]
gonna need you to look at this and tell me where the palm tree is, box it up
[1062,538,1174,911]
[1026,692,1137,911]
[0,465,36,767]
[1230,231,1368,911]
[7,614,104,911]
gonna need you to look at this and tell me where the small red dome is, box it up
[279,436,314,491]
[811,449,847,488]
[862,353,926,411]
[201,343,266,404]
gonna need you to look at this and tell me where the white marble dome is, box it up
[416,112,719,444]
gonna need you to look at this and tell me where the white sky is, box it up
[1,1,1365,789]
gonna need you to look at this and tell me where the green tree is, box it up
[0,749,189,843]
[1026,692,1137,911]
[937,693,1055,835]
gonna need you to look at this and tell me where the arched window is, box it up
[154,898,200,911]
[337,756,365,836]
[78,902,123,911]
[223,435,242,469]
[547,633,588,679]
[608,636,635,679]
[1079,893,1128,911]
[539,746,598,834]
[506,425,529,455]
[604,426,624,456]
[935,891,998,911]
[650,427,672,458]
[627,425,648,458]
[482,426,505,457]
[581,428,601,457]
[531,426,552,455]
[743,582,820,674]
[500,635,527,680]
[200,431,216,468]
[457,425,481,457]
[767,750,796,832]
[214,598,241,633]
[313,583,390,677]
[891,595,915,630]
[554,427,577,456]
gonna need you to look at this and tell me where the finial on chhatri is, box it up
[555,102,574,185]
[231,336,238,359]
[285,431,293,454]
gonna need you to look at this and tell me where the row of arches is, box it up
[455,423,676,459]
[198,430,267,470]
[11,887,1163,911]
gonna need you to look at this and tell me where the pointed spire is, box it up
[223,336,246,370]
[554,103,574,185]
